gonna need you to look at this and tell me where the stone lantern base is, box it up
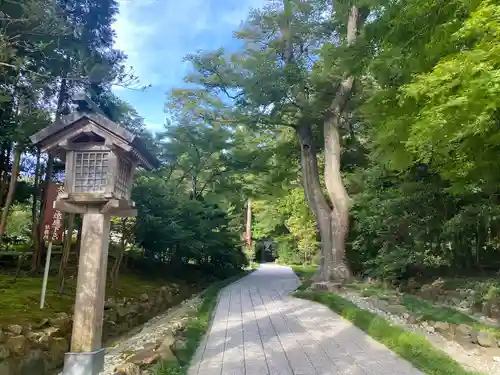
[62,348,105,375]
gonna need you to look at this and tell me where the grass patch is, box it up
[294,290,484,375]
[152,272,248,375]
[402,295,500,338]
[344,281,500,338]
[290,264,317,291]
[0,271,212,327]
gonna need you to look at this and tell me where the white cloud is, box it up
[112,0,268,87]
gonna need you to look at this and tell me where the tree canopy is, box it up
[1,0,500,286]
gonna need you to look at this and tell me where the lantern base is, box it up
[62,348,105,375]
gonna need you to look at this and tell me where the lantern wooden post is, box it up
[30,93,159,375]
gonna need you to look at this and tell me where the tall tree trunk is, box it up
[322,4,367,281]
[31,147,41,244]
[111,218,127,289]
[296,123,335,281]
[32,78,67,272]
[58,213,75,294]
[0,142,12,209]
[0,145,22,243]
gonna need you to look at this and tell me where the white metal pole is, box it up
[40,241,53,309]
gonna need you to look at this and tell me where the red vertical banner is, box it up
[42,182,64,242]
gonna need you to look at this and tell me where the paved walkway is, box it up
[189,264,424,375]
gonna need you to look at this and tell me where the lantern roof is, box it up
[30,93,160,171]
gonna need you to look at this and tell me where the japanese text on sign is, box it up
[42,184,65,242]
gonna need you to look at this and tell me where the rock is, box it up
[19,349,46,375]
[491,304,500,320]
[406,278,419,292]
[171,337,188,353]
[493,356,500,363]
[482,301,492,317]
[139,293,149,302]
[455,324,472,337]
[46,337,69,369]
[48,312,71,334]
[140,302,153,313]
[406,315,422,325]
[114,362,141,375]
[6,335,26,356]
[6,325,23,335]
[171,320,187,335]
[424,324,435,333]
[43,327,62,338]
[434,321,451,333]
[117,305,135,318]
[105,298,117,309]
[128,348,160,367]
[385,304,406,315]
[375,299,389,311]
[33,318,50,329]
[310,282,327,291]
[477,331,497,348]
[0,345,10,360]
[157,335,177,362]
[0,360,12,375]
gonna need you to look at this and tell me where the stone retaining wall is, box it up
[0,285,184,375]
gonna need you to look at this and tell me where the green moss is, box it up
[294,291,484,375]
[0,272,210,327]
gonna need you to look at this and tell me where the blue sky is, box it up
[112,0,266,132]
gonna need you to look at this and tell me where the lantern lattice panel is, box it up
[74,151,109,193]
[115,159,131,198]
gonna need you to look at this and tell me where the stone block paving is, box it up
[188,264,424,375]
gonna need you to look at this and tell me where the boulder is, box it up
[6,325,23,336]
[434,321,451,334]
[0,344,10,360]
[0,360,12,375]
[46,337,69,369]
[114,362,141,375]
[476,331,497,348]
[43,327,62,338]
[374,299,389,311]
[455,324,472,337]
[19,349,46,375]
[105,298,117,310]
[139,293,149,302]
[406,315,420,325]
[48,313,71,334]
[6,335,26,356]
[128,349,160,368]
[385,304,406,315]
[171,337,188,354]
[33,318,50,329]
[157,334,177,362]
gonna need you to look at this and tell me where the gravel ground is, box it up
[100,293,202,375]
[338,289,500,375]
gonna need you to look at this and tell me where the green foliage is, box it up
[5,204,31,240]
[133,174,247,276]
[294,291,484,375]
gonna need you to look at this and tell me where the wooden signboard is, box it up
[42,182,64,242]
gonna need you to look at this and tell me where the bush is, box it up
[276,237,302,265]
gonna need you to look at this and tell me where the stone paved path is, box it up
[188,264,424,375]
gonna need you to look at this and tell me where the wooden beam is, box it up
[54,200,88,214]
